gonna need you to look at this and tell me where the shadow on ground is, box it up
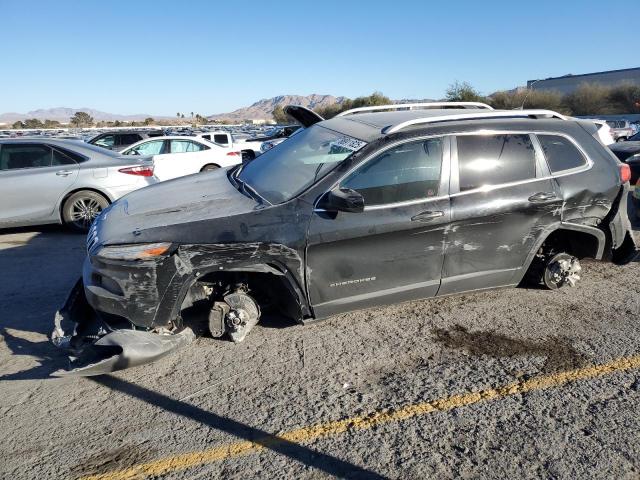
[77,375,388,479]
[0,226,85,380]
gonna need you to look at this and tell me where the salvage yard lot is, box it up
[1,204,639,479]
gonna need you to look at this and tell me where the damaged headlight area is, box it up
[95,242,173,261]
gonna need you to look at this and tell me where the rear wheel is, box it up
[617,137,627,142]
[543,253,582,289]
[242,150,255,163]
[62,191,109,232]
[200,164,220,172]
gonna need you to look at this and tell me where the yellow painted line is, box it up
[81,354,640,480]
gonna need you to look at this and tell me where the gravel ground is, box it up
[1,204,639,479]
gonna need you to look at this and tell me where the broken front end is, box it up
[51,239,304,376]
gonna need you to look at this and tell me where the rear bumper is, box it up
[609,184,638,264]
[102,177,157,202]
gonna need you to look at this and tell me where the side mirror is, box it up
[319,187,365,213]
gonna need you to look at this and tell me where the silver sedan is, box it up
[0,138,157,231]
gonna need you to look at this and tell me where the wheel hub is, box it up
[547,254,582,288]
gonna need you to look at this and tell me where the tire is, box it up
[200,164,220,172]
[543,253,582,290]
[242,150,255,163]
[62,191,109,232]
[617,137,627,143]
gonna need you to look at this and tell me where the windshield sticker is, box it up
[330,136,367,152]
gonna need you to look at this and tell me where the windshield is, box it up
[237,125,366,204]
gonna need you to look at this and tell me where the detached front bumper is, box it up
[51,277,195,377]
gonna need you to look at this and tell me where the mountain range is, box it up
[0,94,440,125]
[207,94,347,121]
[0,107,175,124]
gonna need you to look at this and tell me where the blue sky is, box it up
[0,0,636,116]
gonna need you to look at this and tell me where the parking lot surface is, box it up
[1,207,639,479]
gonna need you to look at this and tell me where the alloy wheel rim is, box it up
[70,197,103,228]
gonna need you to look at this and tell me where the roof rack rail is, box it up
[382,109,568,134]
[336,102,494,117]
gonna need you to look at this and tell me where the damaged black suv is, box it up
[53,102,637,375]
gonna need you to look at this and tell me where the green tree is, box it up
[490,89,566,113]
[23,118,44,129]
[608,83,640,114]
[144,117,155,125]
[562,83,611,115]
[272,105,289,124]
[43,119,61,128]
[194,114,208,124]
[315,92,392,119]
[70,111,94,127]
[12,120,25,129]
[445,81,486,102]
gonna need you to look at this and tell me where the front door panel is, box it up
[306,198,450,318]
[305,135,452,318]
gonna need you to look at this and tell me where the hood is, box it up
[284,105,324,128]
[609,142,640,161]
[96,168,259,245]
[609,141,640,154]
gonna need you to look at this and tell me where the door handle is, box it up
[411,210,444,222]
[56,170,73,177]
[528,192,557,203]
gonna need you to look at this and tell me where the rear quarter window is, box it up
[213,134,228,145]
[537,135,587,173]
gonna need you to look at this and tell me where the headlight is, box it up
[96,242,173,261]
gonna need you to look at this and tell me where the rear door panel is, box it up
[439,132,563,295]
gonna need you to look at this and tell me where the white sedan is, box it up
[121,136,242,181]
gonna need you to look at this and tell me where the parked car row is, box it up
[0,122,308,231]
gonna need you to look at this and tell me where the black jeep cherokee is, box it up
[52,103,637,375]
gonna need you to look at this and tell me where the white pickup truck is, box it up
[194,131,264,162]
[201,125,301,160]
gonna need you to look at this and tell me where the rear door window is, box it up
[128,139,165,156]
[342,138,443,206]
[170,140,208,153]
[93,134,115,148]
[117,134,142,146]
[456,134,537,192]
[52,149,77,165]
[53,147,86,163]
[0,144,52,170]
[537,135,587,173]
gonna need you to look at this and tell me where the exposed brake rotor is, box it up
[208,290,260,343]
